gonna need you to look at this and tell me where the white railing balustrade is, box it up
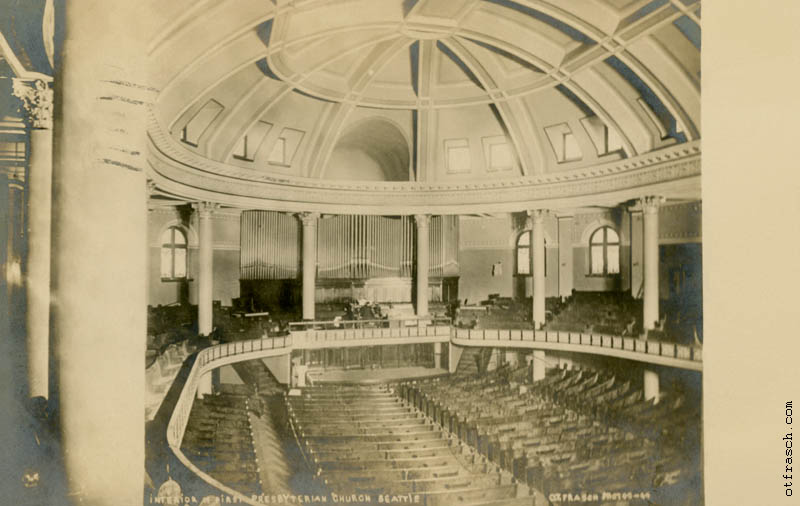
[448,327,702,369]
[289,317,451,345]
[166,335,293,506]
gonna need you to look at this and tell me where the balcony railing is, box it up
[165,335,293,505]
[165,321,701,501]
[289,317,452,346]
[288,315,452,331]
[450,327,702,369]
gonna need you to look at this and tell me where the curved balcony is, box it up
[164,320,702,501]
[450,327,701,371]
[166,335,293,505]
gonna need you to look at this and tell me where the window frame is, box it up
[515,230,546,276]
[160,226,189,282]
[588,226,620,277]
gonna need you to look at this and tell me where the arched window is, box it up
[589,226,620,275]
[161,227,187,279]
[516,232,546,275]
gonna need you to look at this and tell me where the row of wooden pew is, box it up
[287,385,537,505]
[180,392,262,497]
[400,364,701,503]
[547,292,641,336]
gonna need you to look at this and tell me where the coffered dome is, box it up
[147,0,701,212]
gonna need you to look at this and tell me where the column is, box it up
[644,369,660,404]
[195,202,217,336]
[52,0,151,503]
[434,342,442,369]
[531,350,546,382]
[642,196,663,331]
[414,214,430,317]
[196,372,213,399]
[299,212,319,320]
[556,214,574,300]
[504,350,519,368]
[529,210,546,329]
[12,79,53,399]
[630,208,644,299]
[5,167,26,410]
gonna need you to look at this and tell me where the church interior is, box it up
[1,1,710,504]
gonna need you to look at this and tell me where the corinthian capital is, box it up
[413,214,430,228]
[640,196,665,214]
[297,212,320,226]
[12,79,53,129]
[192,201,219,218]
[527,209,548,225]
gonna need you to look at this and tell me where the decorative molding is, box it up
[12,79,53,129]
[147,107,701,214]
[208,242,240,251]
[211,210,243,221]
[659,235,702,245]
[460,240,509,251]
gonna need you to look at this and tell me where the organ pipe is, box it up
[240,211,459,280]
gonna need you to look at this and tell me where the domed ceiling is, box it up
[147,0,701,213]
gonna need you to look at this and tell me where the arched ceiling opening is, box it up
[328,118,411,181]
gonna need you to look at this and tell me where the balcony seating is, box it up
[547,292,642,336]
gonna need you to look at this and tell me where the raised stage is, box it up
[306,366,449,384]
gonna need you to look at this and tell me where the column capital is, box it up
[640,196,665,214]
[12,79,54,129]
[297,211,320,226]
[527,209,548,225]
[414,214,430,228]
[192,201,219,218]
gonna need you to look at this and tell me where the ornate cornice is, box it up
[12,79,53,129]
[147,108,701,214]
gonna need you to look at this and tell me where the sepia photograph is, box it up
[0,0,795,504]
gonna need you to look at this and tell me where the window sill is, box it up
[161,277,193,283]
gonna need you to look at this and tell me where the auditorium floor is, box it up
[308,366,449,384]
